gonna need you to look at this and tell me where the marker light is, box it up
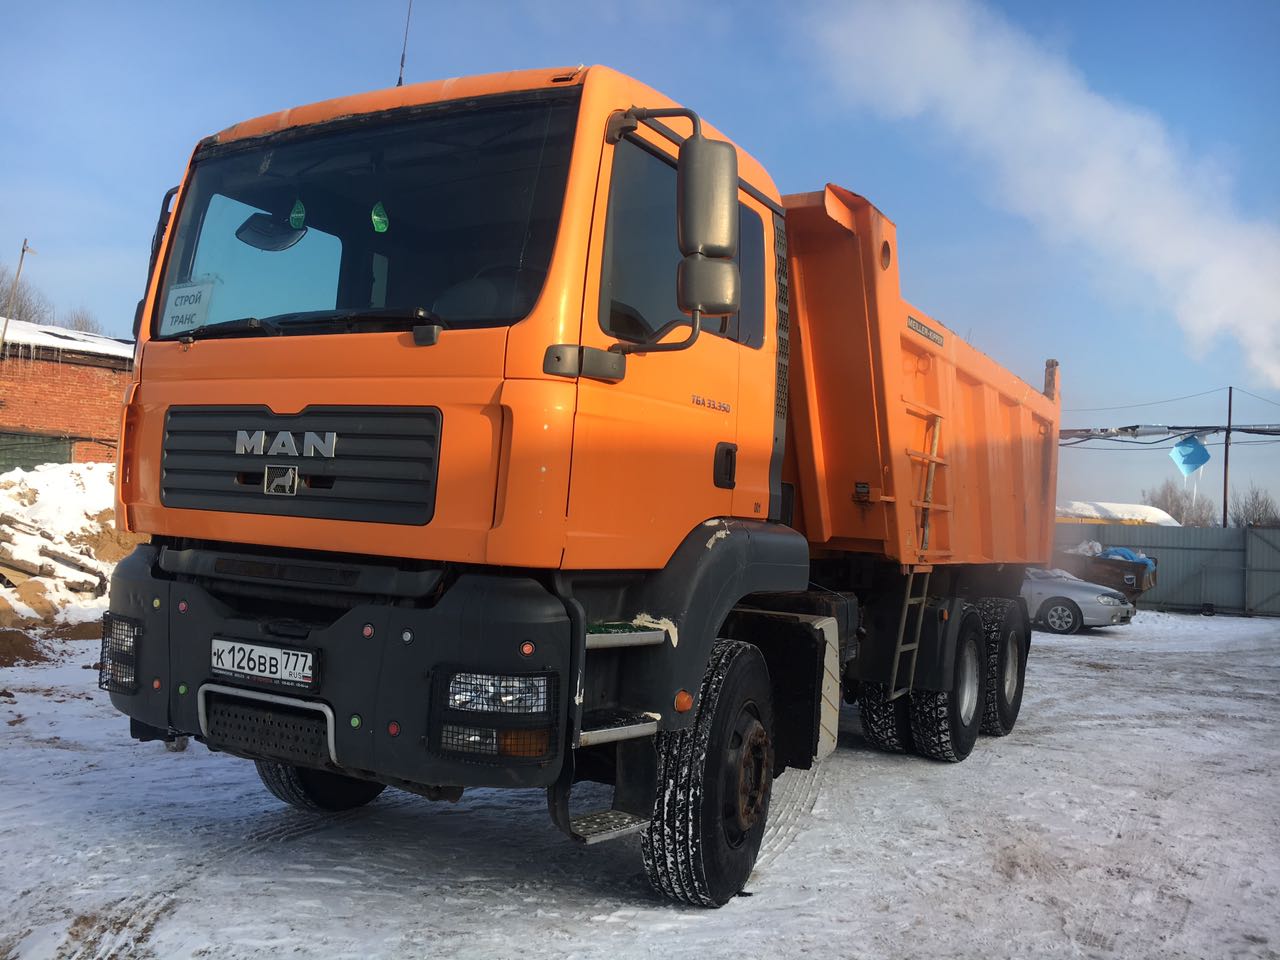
[361,624,374,638]
[177,600,189,614]
[519,641,535,657]
[674,689,694,713]
[350,714,362,729]
[387,721,401,737]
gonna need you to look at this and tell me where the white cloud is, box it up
[804,0,1280,385]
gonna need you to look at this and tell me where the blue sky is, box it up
[2,0,1277,512]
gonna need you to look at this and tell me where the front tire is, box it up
[978,600,1028,736]
[1040,597,1082,634]
[642,641,774,907]
[255,761,386,811]
[909,614,986,762]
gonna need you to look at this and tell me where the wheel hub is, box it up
[957,640,979,726]
[1047,605,1071,630]
[722,709,770,847]
[1002,628,1020,701]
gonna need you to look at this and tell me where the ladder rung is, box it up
[906,448,948,465]
[902,396,945,419]
[906,597,927,605]
[899,644,918,652]
[912,501,952,511]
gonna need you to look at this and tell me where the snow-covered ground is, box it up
[2,611,1277,960]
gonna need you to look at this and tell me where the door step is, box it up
[568,808,649,845]
[577,709,659,747]
[585,624,667,650]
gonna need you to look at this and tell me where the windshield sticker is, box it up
[371,201,389,234]
[289,199,306,230]
[160,281,214,334]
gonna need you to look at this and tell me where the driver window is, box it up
[599,138,764,348]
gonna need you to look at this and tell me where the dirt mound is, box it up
[68,510,148,566]
[0,628,50,667]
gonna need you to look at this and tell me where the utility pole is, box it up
[1222,386,1233,528]
[0,237,36,357]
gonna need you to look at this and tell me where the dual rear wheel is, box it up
[857,599,1028,761]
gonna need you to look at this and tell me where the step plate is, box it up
[570,809,649,845]
[584,628,666,650]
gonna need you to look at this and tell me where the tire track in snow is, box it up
[757,763,827,868]
[51,792,416,957]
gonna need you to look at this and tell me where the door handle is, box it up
[714,442,737,490]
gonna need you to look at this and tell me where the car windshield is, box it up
[153,91,579,340]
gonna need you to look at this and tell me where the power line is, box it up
[1063,387,1227,413]
[1235,387,1280,410]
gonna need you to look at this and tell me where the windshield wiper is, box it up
[267,306,449,332]
[178,315,282,342]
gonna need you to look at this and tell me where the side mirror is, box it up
[677,133,740,318]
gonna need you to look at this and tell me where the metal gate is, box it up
[1245,527,1280,616]
[1053,523,1280,617]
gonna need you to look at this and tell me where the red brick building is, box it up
[0,317,134,471]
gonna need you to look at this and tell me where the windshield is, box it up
[153,91,579,339]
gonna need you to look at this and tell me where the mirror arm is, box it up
[624,106,702,139]
[612,310,702,356]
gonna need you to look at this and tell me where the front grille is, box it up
[204,692,329,766]
[160,406,441,525]
[99,613,141,694]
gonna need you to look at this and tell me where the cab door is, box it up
[563,129,765,570]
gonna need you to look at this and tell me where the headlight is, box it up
[447,672,549,713]
[1097,595,1125,606]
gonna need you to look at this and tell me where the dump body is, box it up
[783,184,1060,567]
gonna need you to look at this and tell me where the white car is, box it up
[1021,568,1135,634]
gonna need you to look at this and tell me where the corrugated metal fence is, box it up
[1054,524,1280,616]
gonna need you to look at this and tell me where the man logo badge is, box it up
[263,464,299,496]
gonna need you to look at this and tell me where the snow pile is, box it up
[0,315,134,360]
[0,462,134,626]
[1056,500,1181,526]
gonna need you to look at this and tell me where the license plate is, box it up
[210,638,316,689]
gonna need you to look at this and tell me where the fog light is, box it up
[441,723,497,755]
[447,673,549,714]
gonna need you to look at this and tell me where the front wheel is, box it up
[255,761,386,811]
[642,641,774,907]
[1040,597,1082,634]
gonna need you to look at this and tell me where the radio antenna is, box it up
[396,0,414,87]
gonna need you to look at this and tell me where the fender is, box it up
[554,518,809,730]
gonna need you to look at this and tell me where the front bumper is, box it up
[1083,602,1135,627]
[103,545,575,789]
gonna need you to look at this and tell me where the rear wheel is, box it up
[255,761,386,811]
[909,614,986,762]
[857,681,913,753]
[979,600,1028,736]
[642,641,774,907]
[1040,597,1082,634]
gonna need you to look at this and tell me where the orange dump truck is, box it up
[102,65,1059,906]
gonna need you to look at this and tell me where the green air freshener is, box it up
[289,200,306,229]
[371,201,389,233]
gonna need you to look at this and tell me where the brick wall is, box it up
[0,352,131,463]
